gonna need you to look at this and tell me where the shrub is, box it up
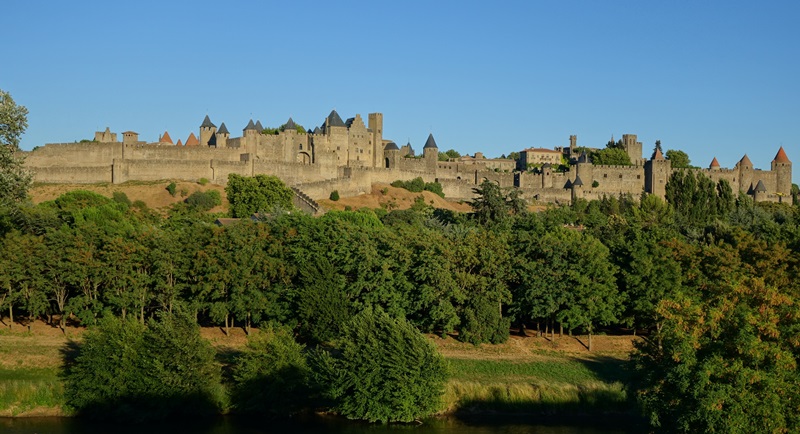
[592,180,600,188]
[232,326,310,415]
[330,190,340,201]
[226,174,294,218]
[166,182,177,197]
[311,307,448,422]
[198,178,209,186]
[185,190,221,211]
[111,191,131,207]
[391,177,443,197]
[64,313,223,420]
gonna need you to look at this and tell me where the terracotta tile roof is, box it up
[185,132,199,146]
[738,154,753,167]
[710,157,720,168]
[773,146,790,163]
[160,131,173,144]
[176,139,183,147]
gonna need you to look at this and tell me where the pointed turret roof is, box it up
[423,133,438,149]
[284,117,297,131]
[254,120,264,131]
[577,151,589,164]
[200,115,216,129]
[709,157,720,168]
[160,131,173,144]
[313,126,321,134]
[572,175,584,186]
[773,146,791,163]
[176,139,183,147]
[651,147,664,160]
[217,122,229,135]
[326,110,345,127]
[754,180,767,192]
[738,154,753,167]
[384,142,399,151]
[185,132,199,146]
[243,119,257,131]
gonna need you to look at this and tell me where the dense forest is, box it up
[1,169,800,429]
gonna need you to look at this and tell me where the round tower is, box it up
[644,147,671,198]
[199,115,217,147]
[771,147,792,199]
[423,133,439,172]
[736,154,754,194]
[215,122,230,148]
[383,142,400,169]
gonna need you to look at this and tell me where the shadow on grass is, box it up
[574,355,631,384]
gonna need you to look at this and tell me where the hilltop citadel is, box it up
[25,110,793,207]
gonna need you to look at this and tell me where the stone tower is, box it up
[644,147,671,198]
[423,133,439,173]
[199,115,217,147]
[621,134,643,165]
[571,174,585,202]
[383,142,400,169]
[368,113,383,168]
[753,179,768,202]
[736,154,754,194]
[771,147,792,199]
[575,151,593,191]
[243,119,260,152]
[215,122,229,148]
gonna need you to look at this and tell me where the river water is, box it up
[1,414,645,434]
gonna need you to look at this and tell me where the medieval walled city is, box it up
[24,110,792,206]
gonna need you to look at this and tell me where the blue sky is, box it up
[5,1,798,183]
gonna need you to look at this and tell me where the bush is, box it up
[166,182,177,197]
[391,178,444,197]
[329,190,340,201]
[64,313,223,420]
[198,178,209,186]
[226,174,294,218]
[111,191,131,207]
[185,190,221,211]
[232,326,310,415]
[311,307,448,422]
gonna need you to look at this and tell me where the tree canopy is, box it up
[665,149,691,168]
[0,89,32,206]
[225,174,294,218]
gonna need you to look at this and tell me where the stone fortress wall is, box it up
[24,110,793,206]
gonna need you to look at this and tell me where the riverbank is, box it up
[0,320,637,418]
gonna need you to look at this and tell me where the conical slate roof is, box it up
[160,131,173,144]
[423,133,438,149]
[738,154,753,167]
[710,157,720,168]
[284,117,297,131]
[313,126,321,134]
[773,147,791,163]
[577,151,589,164]
[200,115,216,129]
[327,110,345,127]
[217,122,229,135]
[572,175,584,186]
[185,132,199,146]
[255,120,264,131]
[384,142,399,151]
[754,180,767,192]
[243,119,257,131]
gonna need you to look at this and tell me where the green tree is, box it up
[232,326,310,415]
[311,307,448,422]
[438,149,461,161]
[64,313,224,420]
[0,90,32,206]
[590,147,632,166]
[665,149,691,168]
[226,174,294,218]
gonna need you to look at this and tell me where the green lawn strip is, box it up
[0,366,65,414]
[444,357,631,413]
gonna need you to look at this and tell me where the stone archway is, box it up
[297,152,311,164]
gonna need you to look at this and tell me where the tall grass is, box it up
[0,367,65,415]
[443,358,630,414]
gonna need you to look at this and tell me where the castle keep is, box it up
[25,110,792,205]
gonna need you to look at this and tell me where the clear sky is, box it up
[4,1,798,184]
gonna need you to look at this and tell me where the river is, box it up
[1,414,645,434]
